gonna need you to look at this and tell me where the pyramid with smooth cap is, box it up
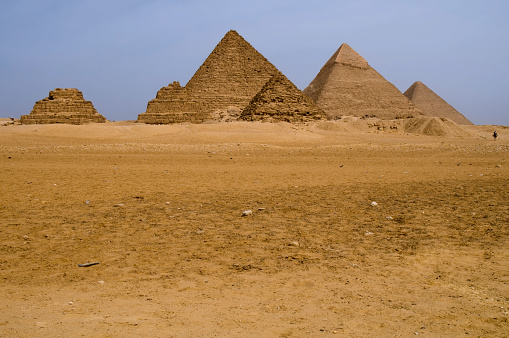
[138,30,280,124]
[21,88,106,125]
[403,81,473,125]
[303,43,422,119]
[239,72,328,122]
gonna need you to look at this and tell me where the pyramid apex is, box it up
[226,29,239,35]
[334,43,369,68]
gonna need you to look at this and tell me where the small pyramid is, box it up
[138,30,281,124]
[403,81,473,125]
[239,72,327,122]
[303,43,422,119]
[20,88,106,125]
[137,81,209,124]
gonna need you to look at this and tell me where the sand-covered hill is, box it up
[2,117,504,147]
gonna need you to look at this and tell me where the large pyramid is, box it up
[239,72,327,122]
[403,81,473,125]
[20,88,106,125]
[138,30,280,124]
[303,43,422,119]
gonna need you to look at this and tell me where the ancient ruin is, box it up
[138,81,209,124]
[239,73,327,122]
[404,81,473,125]
[138,30,281,124]
[20,88,105,125]
[303,43,422,119]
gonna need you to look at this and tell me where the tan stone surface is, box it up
[138,30,280,124]
[303,43,422,119]
[0,122,508,337]
[239,73,328,122]
[20,88,106,125]
[137,82,209,124]
[404,81,473,125]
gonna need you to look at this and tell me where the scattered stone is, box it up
[36,322,48,328]
[241,210,252,217]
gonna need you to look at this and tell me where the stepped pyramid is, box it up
[403,81,473,125]
[138,30,280,124]
[239,73,327,122]
[20,88,106,125]
[303,43,422,119]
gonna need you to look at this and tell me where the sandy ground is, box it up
[0,120,508,337]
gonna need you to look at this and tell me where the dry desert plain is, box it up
[0,119,508,337]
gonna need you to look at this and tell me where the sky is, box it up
[1,0,508,125]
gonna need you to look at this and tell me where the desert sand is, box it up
[0,120,508,337]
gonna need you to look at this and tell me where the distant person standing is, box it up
[493,131,498,141]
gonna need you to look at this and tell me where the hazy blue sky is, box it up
[1,0,508,125]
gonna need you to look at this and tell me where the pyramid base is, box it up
[137,112,210,124]
[20,113,106,125]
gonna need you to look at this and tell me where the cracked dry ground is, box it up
[1,137,508,337]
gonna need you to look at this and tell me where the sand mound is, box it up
[404,116,473,137]
[313,121,361,133]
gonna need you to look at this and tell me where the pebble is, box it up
[371,201,378,207]
[241,210,252,217]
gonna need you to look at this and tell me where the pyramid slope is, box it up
[303,43,422,119]
[239,73,327,122]
[404,81,473,125]
[185,30,280,111]
[21,88,106,125]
